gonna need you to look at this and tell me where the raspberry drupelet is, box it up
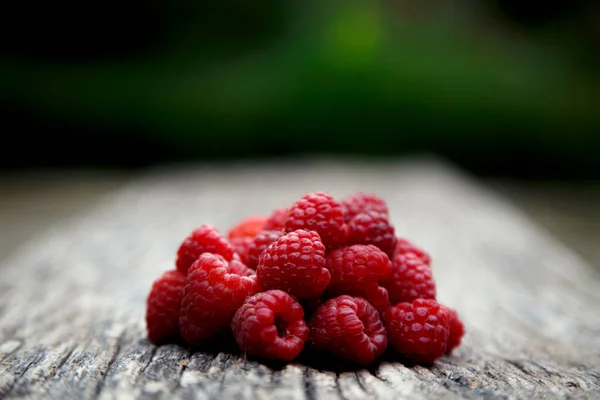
[179,253,258,347]
[309,295,387,365]
[384,298,450,365]
[176,224,235,274]
[285,192,347,250]
[257,230,330,299]
[145,270,186,345]
[232,290,309,361]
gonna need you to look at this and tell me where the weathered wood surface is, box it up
[1,159,599,399]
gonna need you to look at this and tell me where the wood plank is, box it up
[1,159,599,399]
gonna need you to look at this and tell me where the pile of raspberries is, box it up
[146,192,464,366]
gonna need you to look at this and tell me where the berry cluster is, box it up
[146,192,465,366]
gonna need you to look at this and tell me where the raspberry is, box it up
[231,236,253,265]
[341,193,389,223]
[145,270,186,345]
[263,207,289,231]
[257,230,330,299]
[381,252,436,305]
[176,224,235,274]
[383,299,450,365]
[232,290,309,361]
[443,306,465,355]
[285,192,347,249]
[227,216,267,240]
[228,257,255,277]
[395,237,431,265]
[179,253,258,347]
[325,245,392,312]
[246,230,283,269]
[347,211,397,258]
[309,295,387,365]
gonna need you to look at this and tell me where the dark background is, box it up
[1,0,599,179]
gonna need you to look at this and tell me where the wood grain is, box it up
[1,159,599,399]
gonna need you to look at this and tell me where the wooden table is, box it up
[1,159,599,399]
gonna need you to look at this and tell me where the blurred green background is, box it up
[1,0,599,178]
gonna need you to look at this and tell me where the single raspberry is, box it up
[228,257,255,277]
[383,299,450,365]
[325,245,392,312]
[227,216,267,240]
[285,192,347,249]
[263,207,289,231]
[341,193,389,223]
[443,306,465,355]
[381,252,436,305]
[231,236,253,264]
[347,211,397,259]
[256,230,330,299]
[145,270,186,345]
[176,224,235,274]
[179,253,258,347]
[232,290,309,361]
[309,295,387,365]
[395,237,431,265]
[246,230,283,269]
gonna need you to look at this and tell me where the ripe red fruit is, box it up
[443,306,465,355]
[228,257,255,277]
[325,244,392,312]
[176,224,235,274]
[347,211,397,258]
[285,192,347,249]
[381,252,436,305]
[383,299,450,365]
[246,230,283,269]
[395,237,431,265]
[227,216,267,240]
[230,236,254,265]
[179,253,258,347]
[309,295,387,365]
[341,193,389,223]
[145,270,186,345]
[257,230,330,299]
[232,290,309,361]
[263,207,289,231]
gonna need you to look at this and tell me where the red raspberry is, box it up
[395,237,431,265]
[176,224,235,274]
[232,290,309,361]
[145,270,186,345]
[263,207,289,231]
[381,252,436,305]
[309,295,387,365]
[227,216,267,240]
[285,192,347,249]
[246,230,283,269]
[179,253,258,347]
[341,193,389,223]
[231,236,253,265]
[325,245,392,312]
[228,257,255,277]
[383,299,450,365]
[443,306,465,355]
[256,230,330,299]
[347,211,397,258]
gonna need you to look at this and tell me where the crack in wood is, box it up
[302,367,316,400]
[93,333,124,399]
